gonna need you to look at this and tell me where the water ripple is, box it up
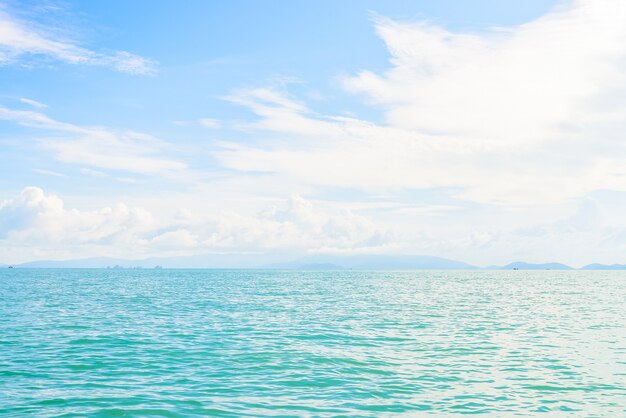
[1,269,625,416]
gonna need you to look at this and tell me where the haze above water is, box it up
[1,269,624,416]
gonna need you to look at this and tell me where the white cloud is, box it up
[216,0,626,206]
[0,188,389,263]
[80,168,107,178]
[447,198,625,266]
[4,0,626,266]
[198,118,221,128]
[20,98,47,109]
[103,51,157,76]
[0,187,155,246]
[0,9,156,75]
[0,106,186,175]
[33,168,65,177]
[345,2,626,143]
[1,186,624,266]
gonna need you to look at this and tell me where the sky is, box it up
[2,0,626,266]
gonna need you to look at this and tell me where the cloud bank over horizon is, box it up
[2,0,626,265]
[0,187,389,264]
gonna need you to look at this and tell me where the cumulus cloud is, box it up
[0,9,156,75]
[0,187,155,245]
[0,106,186,175]
[164,194,389,253]
[0,188,389,262]
[255,194,389,251]
[216,0,626,206]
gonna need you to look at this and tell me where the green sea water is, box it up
[0,269,624,417]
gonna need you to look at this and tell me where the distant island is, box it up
[4,255,626,270]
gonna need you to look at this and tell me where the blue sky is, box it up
[2,0,626,265]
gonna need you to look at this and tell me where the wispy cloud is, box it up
[0,106,186,175]
[80,168,107,178]
[20,97,47,109]
[33,168,65,177]
[198,118,221,128]
[0,9,157,75]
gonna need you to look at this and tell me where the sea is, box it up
[1,269,624,417]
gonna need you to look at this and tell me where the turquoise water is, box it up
[1,269,624,417]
